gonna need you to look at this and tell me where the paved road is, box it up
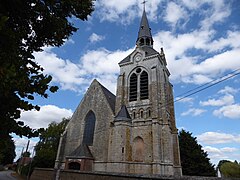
[0,170,16,180]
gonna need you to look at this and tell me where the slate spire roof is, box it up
[136,9,153,47]
[115,105,131,121]
[138,9,152,39]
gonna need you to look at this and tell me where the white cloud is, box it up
[163,2,188,28]
[94,0,232,29]
[218,86,238,95]
[181,108,206,116]
[203,146,239,165]
[220,147,238,153]
[197,132,240,144]
[34,47,133,94]
[89,33,105,43]
[199,0,232,30]
[153,29,240,84]
[95,0,139,24]
[80,48,133,93]
[213,104,240,119]
[20,105,73,129]
[200,94,234,106]
[34,50,88,92]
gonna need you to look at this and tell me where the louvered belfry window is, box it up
[140,71,148,100]
[83,111,96,146]
[129,73,137,101]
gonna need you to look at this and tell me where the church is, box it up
[55,8,182,177]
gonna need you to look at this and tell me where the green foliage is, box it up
[33,118,69,168]
[218,160,240,178]
[23,151,31,157]
[217,160,231,170]
[0,0,94,138]
[0,135,16,165]
[179,130,216,176]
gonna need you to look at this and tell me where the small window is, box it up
[146,38,150,45]
[147,109,151,118]
[132,111,136,119]
[140,110,143,118]
[122,147,124,153]
[129,73,137,101]
[136,68,142,73]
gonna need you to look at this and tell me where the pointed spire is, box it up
[136,9,153,47]
[115,105,131,121]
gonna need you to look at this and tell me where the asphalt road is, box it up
[0,170,16,180]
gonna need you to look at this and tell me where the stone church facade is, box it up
[55,9,182,176]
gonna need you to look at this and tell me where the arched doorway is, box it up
[133,136,144,162]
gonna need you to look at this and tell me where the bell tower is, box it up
[109,8,182,176]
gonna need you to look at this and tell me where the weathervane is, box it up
[141,0,147,10]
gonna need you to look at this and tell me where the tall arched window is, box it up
[83,111,96,146]
[129,73,137,101]
[133,137,144,162]
[140,71,148,100]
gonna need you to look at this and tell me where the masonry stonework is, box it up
[55,9,182,177]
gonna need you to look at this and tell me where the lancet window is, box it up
[82,110,96,146]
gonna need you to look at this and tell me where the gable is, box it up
[62,79,116,160]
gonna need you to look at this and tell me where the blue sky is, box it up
[14,0,240,166]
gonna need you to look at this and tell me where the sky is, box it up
[14,0,240,167]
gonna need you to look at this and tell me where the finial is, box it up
[160,47,164,55]
[141,0,147,11]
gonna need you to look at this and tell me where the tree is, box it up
[179,130,216,176]
[33,118,69,168]
[0,135,16,165]
[0,0,94,138]
[218,160,240,178]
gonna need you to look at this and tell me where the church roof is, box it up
[99,83,116,113]
[115,105,131,121]
[67,143,94,159]
[119,46,159,64]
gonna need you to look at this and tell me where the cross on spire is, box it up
[141,0,147,11]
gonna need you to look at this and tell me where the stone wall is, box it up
[31,168,55,180]
[31,168,240,180]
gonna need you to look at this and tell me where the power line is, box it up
[174,68,240,104]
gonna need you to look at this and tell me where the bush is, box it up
[0,165,4,171]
